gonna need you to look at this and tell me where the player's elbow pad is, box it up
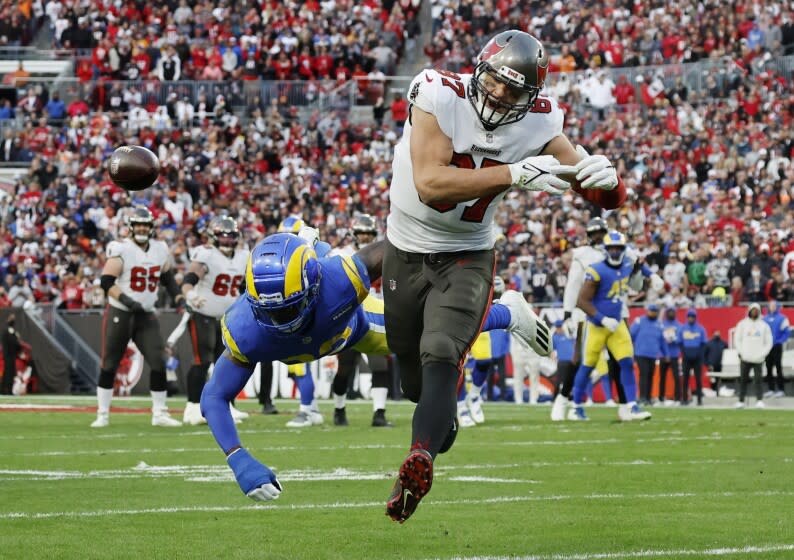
[100,275,116,296]
[182,272,200,287]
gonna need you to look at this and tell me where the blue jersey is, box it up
[221,254,371,364]
[763,310,790,345]
[585,259,634,322]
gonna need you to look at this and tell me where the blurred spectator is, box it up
[1,314,21,395]
[679,308,707,406]
[762,299,789,398]
[734,303,772,409]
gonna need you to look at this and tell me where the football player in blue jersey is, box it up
[200,232,539,502]
[570,231,651,422]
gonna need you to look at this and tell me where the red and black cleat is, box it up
[385,449,433,523]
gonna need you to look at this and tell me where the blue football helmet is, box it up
[602,230,627,267]
[277,216,306,234]
[245,233,321,334]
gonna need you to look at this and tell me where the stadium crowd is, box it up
[0,1,792,313]
[427,0,794,71]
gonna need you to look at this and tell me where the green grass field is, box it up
[1,397,793,560]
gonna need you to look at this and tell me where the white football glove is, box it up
[185,289,206,310]
[650,273,665,292]
[600,317,620,332]
[247,483,282,502]
[508,155,572,195]
[573,145,618,190]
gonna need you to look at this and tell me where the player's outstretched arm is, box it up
[200,351,282,501]
[354,240,385,282]
[543,134,626,210]
[200,351,253,453]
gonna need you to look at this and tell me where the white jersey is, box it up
[107,238,171,312]
[563,245,605,323]
[329,244,356,258]
[388,68,564,253]
[190,245,248,319]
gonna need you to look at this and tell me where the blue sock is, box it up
[586,379,593,400]
[472,361,489,387]
[600,375,613,400]
[619,358,637,403]
[482,303,511,331]
[296,365,315,406]
[572,364,594,404]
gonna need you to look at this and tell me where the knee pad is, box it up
[97,369,116,390]
[149,370,167,392]
[420,332,459,365]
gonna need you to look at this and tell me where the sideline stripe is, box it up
[2,491,793,520]
[442,544,794,560]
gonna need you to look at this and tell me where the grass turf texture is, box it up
[0,397,792,560]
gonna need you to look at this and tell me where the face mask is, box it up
[752,270,760,278]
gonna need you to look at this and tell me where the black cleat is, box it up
[386,449,433,523]
[261,403,279,415]
[333,407,349,426]
[371,409,393,427]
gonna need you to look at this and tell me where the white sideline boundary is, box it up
[443,544,794,560]
[2,490,793,520]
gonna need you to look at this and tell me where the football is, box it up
[107,145,160,191]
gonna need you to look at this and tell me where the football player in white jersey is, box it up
[177,216,249,425]
[91,206,184,428]
[553,217,609,420]
[330,214,395,428]
[383,30,628,523]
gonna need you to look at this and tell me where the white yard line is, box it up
[0,457,752,483]
[2,491,793,520]
[6,433,767,457]
[443,543,794,560]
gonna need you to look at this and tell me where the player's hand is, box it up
[562,318,577,338]
[650,274,665,292]
[185,289,206,311]
[227,448,282,501]
[508,155,571,195]
[128,301,145,314]
[572,145,618,190]
[600,317,619,332]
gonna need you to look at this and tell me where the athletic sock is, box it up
[411,362,458,458]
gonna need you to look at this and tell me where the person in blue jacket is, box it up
[762,300,789,398]
[659,307,682,405]
[678,308,708,405]
[630,303,666,405]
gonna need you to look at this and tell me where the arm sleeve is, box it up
[160,269,181,300]
[200,354,253,454]
[563,256,585,314]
